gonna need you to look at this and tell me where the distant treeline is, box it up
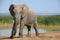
[0,16,13,23]
[0,15,60,25]
[37,15,60,25]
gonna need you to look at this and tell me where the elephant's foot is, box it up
[10,36,14,39]
[26,34,31,37]
[18,35,23,38]
[36,33,39,36]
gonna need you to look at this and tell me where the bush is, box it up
[0,16,13,23]
[37,15,60,25]
[0,15,60,25]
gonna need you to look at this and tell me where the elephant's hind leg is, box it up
[33,23,39,36]
[26,25,31,37]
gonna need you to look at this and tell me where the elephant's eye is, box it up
[13,9,15,12]
[20,11,23,13]
[20,9,23,13]
[13,9,17,13]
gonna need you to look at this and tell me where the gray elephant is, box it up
[9,4,39,38]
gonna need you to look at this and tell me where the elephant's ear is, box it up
[9,4,15,16]
[21,4,28,19]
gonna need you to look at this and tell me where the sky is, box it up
[0,0,60,15]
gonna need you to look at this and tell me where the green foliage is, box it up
[0,15,60,31]
[0,16,13,23]
[37,15,60,25]
[0,15,60,25]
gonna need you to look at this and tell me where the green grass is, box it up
[37,15,60,25]
[0,16,13,23]
[0,15,60,25]
[38,24,60,31]
[0,15,60,31]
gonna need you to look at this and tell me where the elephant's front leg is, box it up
[10,20,18,38]
[19,20,24,37]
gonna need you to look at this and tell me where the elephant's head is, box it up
[9,4,28,19]
[9,4,22,16]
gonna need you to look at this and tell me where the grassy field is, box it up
[37,15,60,25]
[0,15,60,31]
[0,16,13,23]
[0,15,60,25]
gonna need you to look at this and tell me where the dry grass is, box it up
[0,23,60,40]
[0,23,60,31]
[38,24,60,31]
[0,32,60,40]
[0,23,12,30]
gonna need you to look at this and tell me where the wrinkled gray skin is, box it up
[9,4,39,38]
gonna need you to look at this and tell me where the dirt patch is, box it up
[0,32,60,40]
[0,23,12,30]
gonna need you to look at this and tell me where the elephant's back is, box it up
[26,8,37,25]
[28,8,36,20]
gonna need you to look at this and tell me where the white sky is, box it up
[0,0,60,15]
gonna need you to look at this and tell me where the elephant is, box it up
[9,4,39,38]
